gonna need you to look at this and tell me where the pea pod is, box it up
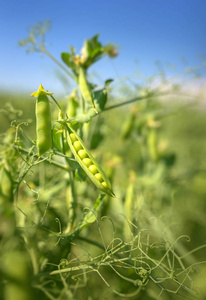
[66,89,79,118]
[31,84,52,156]
[65,124,115,197]
[35,93,52,156]
[78,67,96,111]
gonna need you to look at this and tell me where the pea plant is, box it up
[0,21,205,300]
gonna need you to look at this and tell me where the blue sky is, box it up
[0,0,206,95]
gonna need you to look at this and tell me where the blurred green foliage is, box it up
[1,90,206,300]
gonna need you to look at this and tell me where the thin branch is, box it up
[50,95,62,110]
[101,88,176,112]
[103,89,200,112]
[13,145,70,171]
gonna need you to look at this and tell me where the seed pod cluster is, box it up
[66,124,115,197]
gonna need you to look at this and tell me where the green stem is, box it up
[64,172,76,234]
[103,89,200,113]
[50,95,62,110]
[34,235,198,297]
[28,246,39,275]
[77,236,105,251]
[76,236,197,298]
[13,145,69,171]
[103,90,164,112]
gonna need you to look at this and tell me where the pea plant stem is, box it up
[103,90,168,112]
[35,235,197,298]
[26,240,39,275]
[75,236,197,298]
[50,95,62,111]
[60,129,77,235]
[64,172,77,234]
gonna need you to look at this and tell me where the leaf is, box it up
[80,34,104,69]
[61,52,78,76]
[93,89,107,111]
[105,78,114,87]
[93,79,113,111]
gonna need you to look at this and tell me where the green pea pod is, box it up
[31,84,53,156]
[35,93,52,156]
[79,67,96,111]
[65,124,115,197]
[66,89,79,118]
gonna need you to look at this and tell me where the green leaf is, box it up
[105,78,114,87]
[93,88,107,111]
[80,34,104,69]
[93,79,113,111]
[61,52,78,76]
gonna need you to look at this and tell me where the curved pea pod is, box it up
[35,93,52,156]
[65,124,115,197]
[78,67,96,110]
